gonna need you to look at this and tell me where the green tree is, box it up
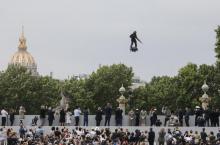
[215,26,220,60]
[0,65,61,114]
[62,77,95,111]
[85,64,134,111]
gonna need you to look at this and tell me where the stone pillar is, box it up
[117,84,128,115]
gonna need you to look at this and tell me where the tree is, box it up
[62,77,95,111]
[85,64,134,111]
[0,65,61,114]
[215,26,220,60]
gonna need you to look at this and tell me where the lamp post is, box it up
[117,84,128,115]
[199,81,211,110]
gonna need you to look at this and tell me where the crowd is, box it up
[1,126,220,145]
[1,103,220,127]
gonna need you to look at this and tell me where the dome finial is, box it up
[21,25,24,37]
[18,25,27,51]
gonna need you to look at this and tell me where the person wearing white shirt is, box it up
[74,106,81,126]
[1,108,8,126]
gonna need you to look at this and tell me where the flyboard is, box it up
[130,47,138,52]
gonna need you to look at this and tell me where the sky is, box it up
[0,0,220,82]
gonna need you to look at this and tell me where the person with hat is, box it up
[194,106,202,126]
[135,108,140,126]
[150,108,157,126]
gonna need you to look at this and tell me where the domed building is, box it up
[9,28,38,76]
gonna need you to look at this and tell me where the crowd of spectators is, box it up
[1,126,220,145]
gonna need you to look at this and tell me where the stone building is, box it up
[9,27,38,76]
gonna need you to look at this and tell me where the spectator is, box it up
[74,106,81,126]
[164,107,171,126]
[95,107,103,126]
[59,108,66,126]
[40,105,47,126]
[194,131,200,145]
[150,108,157,126]
[1,107,8,126]
[104,103,112,126]
[115,107,123,126]
[9,109,15,126]
[217,129,220,140]
[135,108,140,126]
[158,128,166,145]
[19,125,27,139]
[184,107,190,127]
[148,128,155,145]
[200,128,207,144]
[66,108,72,126]
[178,108,184,126]
[18,106,26,125]
[32,116,38,126]
[83,107,89,126]
[47,107,55,126]
[209,131,216,144]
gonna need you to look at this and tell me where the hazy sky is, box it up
[0,0,220,81]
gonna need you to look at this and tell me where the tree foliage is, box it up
[215,26,220,60]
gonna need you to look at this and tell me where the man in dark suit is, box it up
[115,107,123,126]
[200,128,208,144]
[104,103,112,126]
[148,128,155,145]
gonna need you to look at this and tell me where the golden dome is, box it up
[9,27,38,75]
[10,50,36,66]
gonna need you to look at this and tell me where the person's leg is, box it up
[77,116,80,126]
[185,118,189,127]
[75,116,79,126]
[108,117,111,126]
[2,117,6,126]
[49,120,52,126]
[164,117,167,126]
[207,118,210,127]
[130,41,134,48]
[134,41,137,48]
[104,117,108,126]
[10,119,14,126]
[86,119,88,126]
[96,121,98,126]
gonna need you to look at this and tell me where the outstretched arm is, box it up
[136,37,142,43]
